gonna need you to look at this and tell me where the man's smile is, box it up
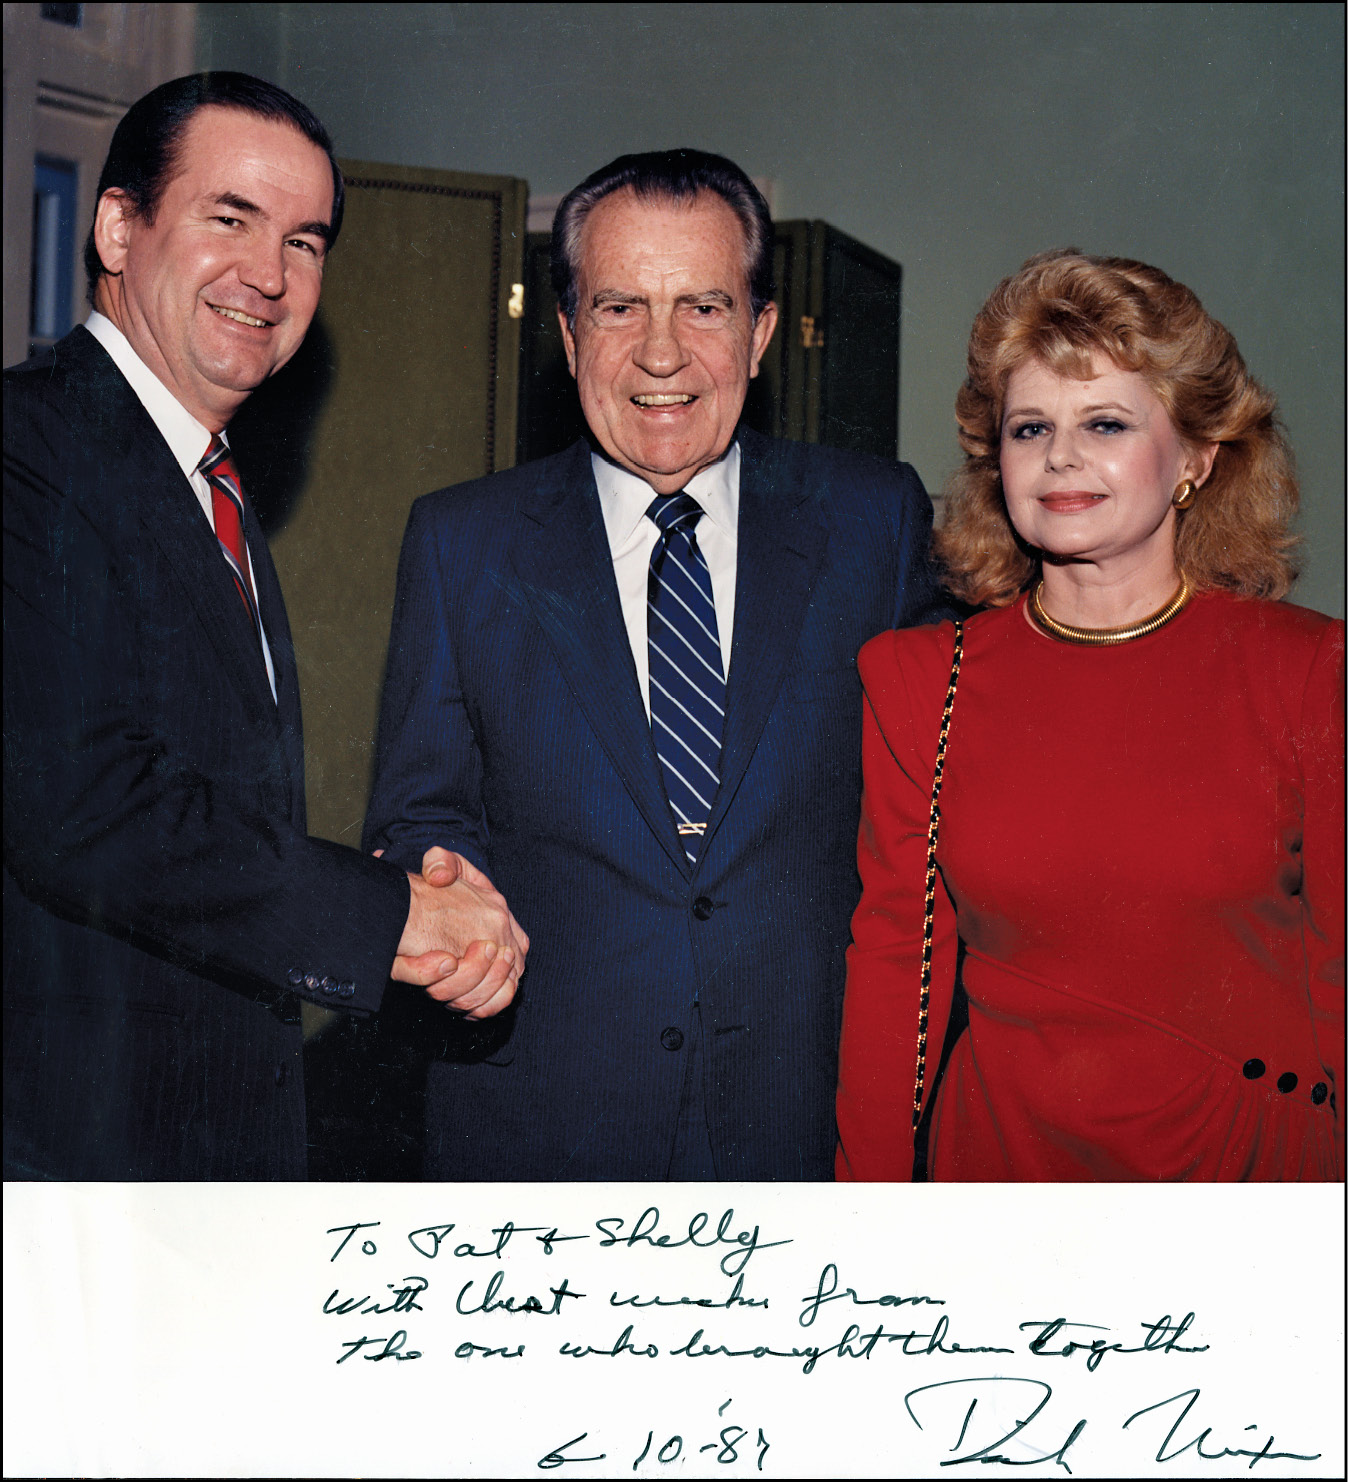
[207,303,272,328]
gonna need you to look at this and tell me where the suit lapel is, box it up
[68,332,282,725]
[141,450,281,723]
[507,433,828,872]
[705,430,828,848]
[244,507,307,822]
[510,444,690,875]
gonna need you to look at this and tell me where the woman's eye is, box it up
[1009,421,1046,440]
[1091,419,1127,434]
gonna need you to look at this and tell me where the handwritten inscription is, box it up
[540,1399,770,1471]
[457,1270,584,1317]
[7,1174,1337,1482]
[1021,1313,1209,1371]
[315,1205,1327,1475]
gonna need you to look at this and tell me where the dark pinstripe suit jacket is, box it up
[3,327,409,1180]
[365,429,943,1180]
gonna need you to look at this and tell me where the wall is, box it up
[3,2,196,367]
[197,2,1345,614]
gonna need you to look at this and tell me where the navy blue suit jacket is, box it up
[364,428,942,1180]
[3,328,410,1179]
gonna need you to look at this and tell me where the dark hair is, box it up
[85,71,344,302]
[550,148,774,325]
[936,249,1299,605]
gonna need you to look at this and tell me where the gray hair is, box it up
[550,148,775,326]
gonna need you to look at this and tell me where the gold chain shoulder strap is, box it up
[912,619,964,1130]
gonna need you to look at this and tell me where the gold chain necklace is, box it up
[1029,577,1192,646]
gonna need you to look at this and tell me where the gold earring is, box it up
[1172,479,1197,510]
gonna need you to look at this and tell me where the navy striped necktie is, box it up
[647,492,725,863]
[198,435,265,653]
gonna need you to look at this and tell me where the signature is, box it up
[906,1378,1085,1470]
[903,1378,1324,1471]
[1124,1388,1321,1466]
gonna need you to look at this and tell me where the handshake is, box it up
[387,848,529,1019]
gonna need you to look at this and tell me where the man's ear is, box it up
[748,299,779,379]
[557,306,578,379]
[92,190,134,278]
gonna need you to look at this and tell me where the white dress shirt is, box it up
[85,311,277,701]
[591,444,739,718]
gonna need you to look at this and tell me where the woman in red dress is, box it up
[836,250,1344,1182]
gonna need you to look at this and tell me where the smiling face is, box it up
[560,188,778,494]
[999,353,1217,581]
[92,105,334,431]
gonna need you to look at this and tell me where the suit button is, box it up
[274,1063,290,1087]
[303,972,320,992]
[1311,1082,1328,1105]
[693,896,715,920]
[1241,1058,1265,1080]
[321,976,339,995]
[287,967,305,986]
[1276,1071,1298,1094]
[660,1027,685,1051]
[339,981,356,999]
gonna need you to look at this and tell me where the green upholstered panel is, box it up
[235,160,526,847]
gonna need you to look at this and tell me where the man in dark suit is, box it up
[365,150,942,1180]
[3,73,526,1180]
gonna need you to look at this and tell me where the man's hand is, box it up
[390,847,528,1018]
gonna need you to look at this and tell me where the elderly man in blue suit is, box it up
[364,149,943,1180]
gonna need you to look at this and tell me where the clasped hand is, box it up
[390,847,529,1018]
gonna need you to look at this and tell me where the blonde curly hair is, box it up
[936,249,1300,606]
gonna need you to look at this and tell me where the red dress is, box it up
[836,592,1345,1181]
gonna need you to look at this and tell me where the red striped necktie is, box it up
[197,435,264,648]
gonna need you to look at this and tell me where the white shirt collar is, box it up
[592,442,741,551]
[85,311,220,479]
